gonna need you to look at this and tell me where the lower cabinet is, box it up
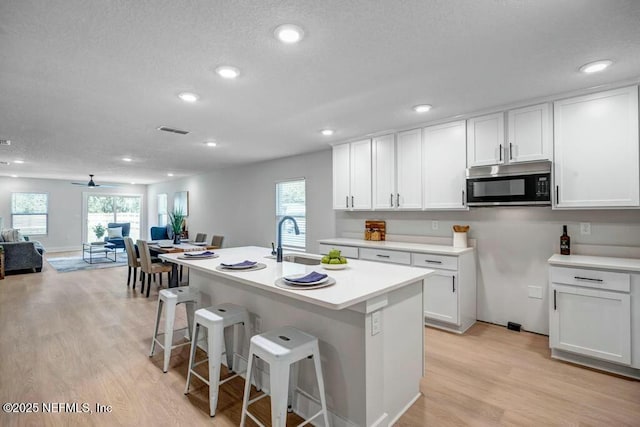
[550,283,631,365]
[548,257,640,379]
[423,270,458,325]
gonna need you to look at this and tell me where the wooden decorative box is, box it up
[364,220,386,241]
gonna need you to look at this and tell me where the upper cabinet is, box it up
[554,86,639,208]
[423,121,468,210]
[466,112,505,167]
[507,103,552,163]
[467,104,552,167]
[332,139,372,210]
[372,130,422,210]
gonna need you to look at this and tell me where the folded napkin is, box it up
[221,260,257,268]
[184,251,215,257]
[284,271,328,283]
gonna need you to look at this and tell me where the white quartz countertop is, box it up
[159,246,434,310]
[318,237,474,255]
[548,254,640,272]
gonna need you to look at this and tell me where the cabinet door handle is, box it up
[554,289,557,310]
[509,142,513,160]
[424,260,442,264]
[556,185,559,204]
[346,196,349,208]
[396,193,400,207]
[499,144,503,162]
[462,190,465,206]
[351,196,354,207]
[574,276,603,282]
[390,193,393,207]
[376,254,390,258]
[452,276,456,293]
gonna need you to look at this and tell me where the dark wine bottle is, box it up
[560,225,570,255]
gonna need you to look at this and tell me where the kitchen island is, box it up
[159,246,433,427]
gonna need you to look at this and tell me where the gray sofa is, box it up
[0,241,45,273]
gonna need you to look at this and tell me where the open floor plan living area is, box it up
[1,1,640,426]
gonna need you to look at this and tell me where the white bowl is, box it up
[321,263,348,270]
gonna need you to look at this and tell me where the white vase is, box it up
[453,232,468,248]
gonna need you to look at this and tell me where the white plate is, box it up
[283,273,329,286]
[321,263,348,270]
[178,253,219,260]
[158,244,174,248]
[275,277,336,290]
[191,242,208,246]
[219,262,258,270]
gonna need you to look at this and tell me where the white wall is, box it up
[336,208,640,335]
[0,177,147,252]
[146,149,335,252]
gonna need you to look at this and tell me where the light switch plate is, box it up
[580,222,591,235]
[528,286,543,299]
[431,220,439,230]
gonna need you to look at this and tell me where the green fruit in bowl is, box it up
[328,249,341,258]
[321,256,331,264]
[329,258,341,264]
[339,257,348,264]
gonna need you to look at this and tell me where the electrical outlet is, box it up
[431,220,439,230]
[371,311,381,335]
[580,222,591,235]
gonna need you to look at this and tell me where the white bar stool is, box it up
[184,303,250,417]
[149,287,199,373]
[240,326,330,427]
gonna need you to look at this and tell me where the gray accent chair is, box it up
[0,240,45,273]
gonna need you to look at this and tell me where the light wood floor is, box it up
[0,253,639,426]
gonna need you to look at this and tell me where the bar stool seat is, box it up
[184,303,250,417]
[149,287,199,372]
[240,326,331,427]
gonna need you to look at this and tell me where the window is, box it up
[11,192,49,235]
[276,179,306,250]
[157,194,168,226]
[86,195,142,241]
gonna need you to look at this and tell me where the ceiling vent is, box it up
[0,139,11,145]
[157,126,189,135]
[0,161,9,165]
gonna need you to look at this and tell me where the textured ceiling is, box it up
[1,0,639,184]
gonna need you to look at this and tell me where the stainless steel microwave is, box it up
[465,161,552,206]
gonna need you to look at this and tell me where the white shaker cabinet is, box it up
[466,112,505,167]
[553,86,639,208]
[372,130,422,210]
[332,139,372,210]
[396,129,423,209]
[372,134,396,209]
[422,270,458,325]
[548,254,640,379]
[423,120,467,210]
[507,103,552,163]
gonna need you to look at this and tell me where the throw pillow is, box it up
[107,227,123,238]
[1,229,21,242]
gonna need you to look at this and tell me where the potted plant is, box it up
[168,208,186,244]
[92,223,106,243]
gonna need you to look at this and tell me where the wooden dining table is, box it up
[148,241,219,287]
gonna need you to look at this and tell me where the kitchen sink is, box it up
[264,254,322,265]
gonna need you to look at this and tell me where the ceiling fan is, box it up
[71,174,118,188]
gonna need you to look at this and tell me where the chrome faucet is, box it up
[276,216,300,262]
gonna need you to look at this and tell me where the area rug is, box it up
[46,254,128,273]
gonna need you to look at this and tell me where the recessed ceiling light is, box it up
[131,182,136,185]
[215,66,240,79]
[321,129,335,136]
[122,157,132,162]
[413,104,432,113]
[13,159,24,164]
[167,173,174,177]
[275,24,304,44]
[178,92,199,102]
[205,141,217,147]
[11,175,18,178]
[579,60,613,74]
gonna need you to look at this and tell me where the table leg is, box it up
[169,264,179,288]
